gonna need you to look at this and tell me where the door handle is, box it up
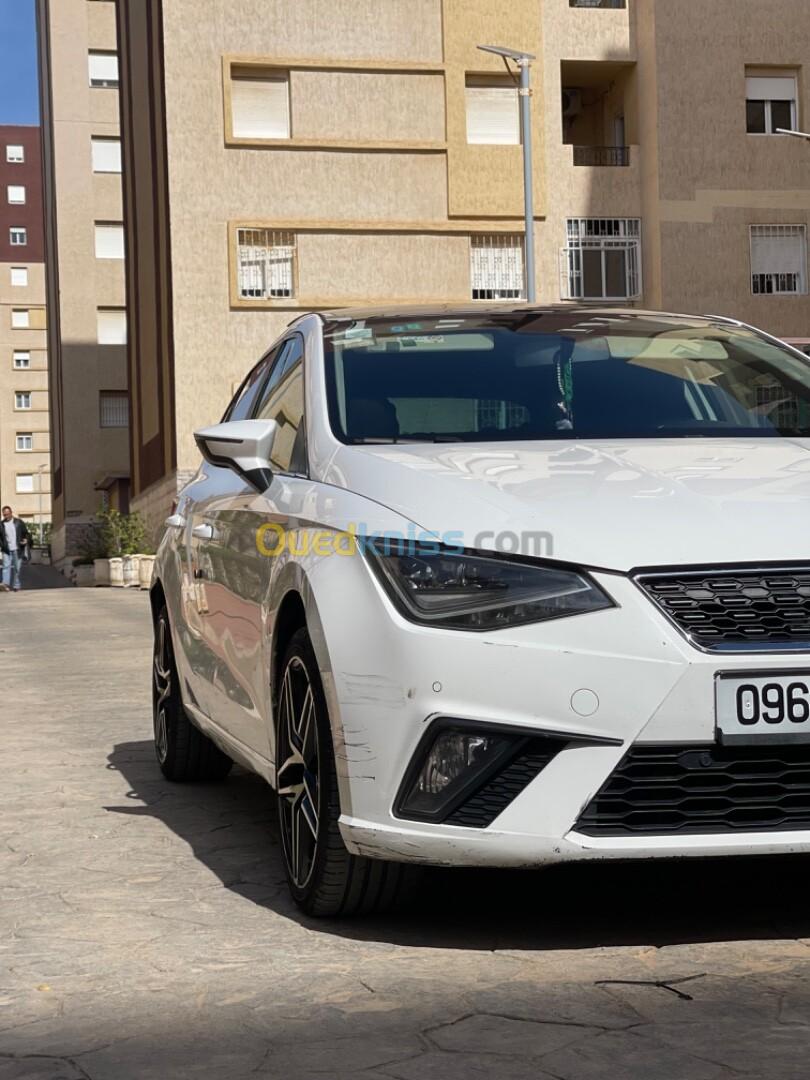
[165,513,186,529]
[191,523,214,541]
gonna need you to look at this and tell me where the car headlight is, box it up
[365,539,614,630]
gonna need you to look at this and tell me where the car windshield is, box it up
[323,312,810,442]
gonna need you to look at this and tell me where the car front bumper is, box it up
[311,557,810,867]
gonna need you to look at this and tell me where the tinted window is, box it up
[223,347,279,422]
[253,335,306,472]
[323,314,810,442]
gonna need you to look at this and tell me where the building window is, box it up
[562,218,642,300]
[16,474,34,494]
[236,228,296,299]
[230,69,291,139]
[750,224,808,295]
[99,391,129,427]
[11,309,30,329]
[88,51,119,88]
[470,234,525,300]
[15,392,32,410]
[465,77,520,145]
[97,308,127,344]
[16,434,33,452]
[13,351,30,369]
[9,227,27,246]
[6,144,24,163]
[94,223,125,259]
[91,137,122,173]
[10,267,28,287]
[746,74,798,135]
[7,185,25,205]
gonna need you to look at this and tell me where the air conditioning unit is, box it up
[562,89,583,118]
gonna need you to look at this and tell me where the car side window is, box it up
[252,335,306,474]
[222,345,280,423]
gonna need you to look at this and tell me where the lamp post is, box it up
[776,128,810,142]
[37,463,45,548]
[477,44,537,303]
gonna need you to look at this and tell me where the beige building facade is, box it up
[0,125,51,537]
[57,0,810,538]
[37,0,130,566]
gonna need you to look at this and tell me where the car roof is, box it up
[308,303,739,330]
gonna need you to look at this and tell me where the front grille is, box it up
[446,743,564,828]
[575,743,810,836]
[637,567,810,649]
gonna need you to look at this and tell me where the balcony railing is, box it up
[569,0,626,8]
[573,145,630,167]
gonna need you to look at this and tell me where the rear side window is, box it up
[253,335,306,473]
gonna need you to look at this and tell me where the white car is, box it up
[152,305,810,916]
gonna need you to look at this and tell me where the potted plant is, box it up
[93,509,148,587]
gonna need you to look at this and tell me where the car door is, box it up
[194,335,306,760]
[185,346,281,728]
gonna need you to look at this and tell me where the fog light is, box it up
[396,725,516,821]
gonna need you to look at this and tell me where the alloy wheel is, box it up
[153,616,171,764]
[276,656,320,889]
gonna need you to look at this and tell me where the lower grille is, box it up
[575,743,810,836]
[447,742,564,828]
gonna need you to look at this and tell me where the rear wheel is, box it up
[276,627,409,916]
[153,605,232,782]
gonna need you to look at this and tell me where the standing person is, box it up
[0,506,31,592]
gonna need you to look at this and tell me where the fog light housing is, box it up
[395,723,518,822]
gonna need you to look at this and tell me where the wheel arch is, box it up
[268,564,352,815]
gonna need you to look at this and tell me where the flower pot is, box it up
[109,557,124,587]
[94,558,111,586]
[122,554,141,588]
[73,564,95,587]
[138,554,155,590]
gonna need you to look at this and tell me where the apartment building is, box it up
[70,0,810,537]
[37,0,129,566]
[0,125,51,538]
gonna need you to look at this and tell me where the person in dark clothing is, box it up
[0,505,31,592]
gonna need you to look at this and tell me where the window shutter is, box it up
[95,224,125,259]
[10,267,27,286]
[11,310,30,328]
[465,85,520,145]
[97,309,127,345]
[7,186,25,204]
[88,52,119,85]
[91,138,122,172]
[231,77,290,139]
[746,76,796,101]
[751,226,806,278]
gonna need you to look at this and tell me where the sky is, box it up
[0,0,39,125]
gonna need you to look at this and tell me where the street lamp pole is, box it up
[477,44,537,303]
[37,464,44,548]
[776,128,810,141]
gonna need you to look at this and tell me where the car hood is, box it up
[326,439,810,572]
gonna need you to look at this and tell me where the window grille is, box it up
[750,225,807,295]
[237,228,296,299]
[99,392,129,428]
[561,218,641,300]
[470,234,525,301]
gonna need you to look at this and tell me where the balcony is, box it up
[569,0,626,7]
[572,145,630,166]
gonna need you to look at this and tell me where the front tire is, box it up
[275,627,408,917]
[153,605,232,782]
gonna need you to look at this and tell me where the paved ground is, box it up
[3,589,810,1079]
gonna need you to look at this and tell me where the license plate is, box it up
[716,671,810,744]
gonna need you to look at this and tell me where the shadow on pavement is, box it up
[13,561,74,589]
[108,738,810,950]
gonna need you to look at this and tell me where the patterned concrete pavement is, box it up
[3,588,810,1079]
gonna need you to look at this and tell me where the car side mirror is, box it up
[193,418,278,491]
